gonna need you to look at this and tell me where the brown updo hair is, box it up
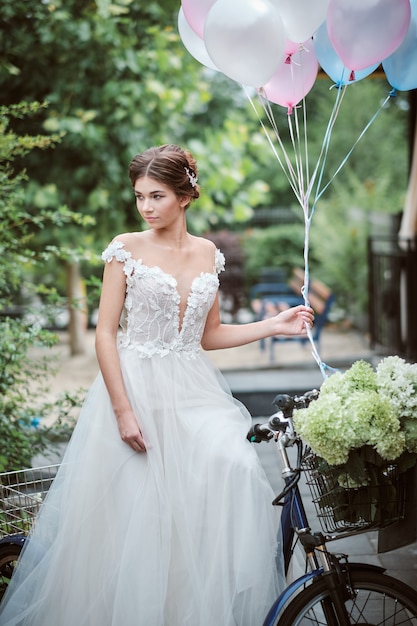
[128,144,200,209]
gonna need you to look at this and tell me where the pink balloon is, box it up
[262,42,319,114]
[181,0,217,39]
[314,21,378,86]
[204,0,285,87]
[285,38,300,56]
[327,0,411,71]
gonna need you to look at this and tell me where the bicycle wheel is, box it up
[274,569,417,625]
[0,543,22,602]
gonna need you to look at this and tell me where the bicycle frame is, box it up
[263,569,322,625]
[262,560,388,626]
[254,393,395,626]
[280,472,309,573]
[264,434,325,624]
[0,536,25,550]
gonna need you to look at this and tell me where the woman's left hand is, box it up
[273,305,314,336]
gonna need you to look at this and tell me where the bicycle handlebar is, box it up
[247,389,319,443]
[272,389,320,416]
[247,389,320,507]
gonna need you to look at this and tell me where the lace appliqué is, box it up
[214,249,225,274]
[101,240,223,360]
[102,240,136,278]
[102,240,130,264]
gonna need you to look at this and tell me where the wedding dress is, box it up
[0,240,281,626]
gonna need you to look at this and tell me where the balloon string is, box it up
[309,86,347,211]
[252,86,313,208]
[243,83,393,380]
[287,107,304,201]
[260,98,305,204]
[313,89,394,204]
[302,88,394,379]
[302,97,310,193]
[244,86,337,380]
[243,87,303,205]
[287,106,309,212]
[302,219,338,379]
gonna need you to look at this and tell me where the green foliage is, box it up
[0,0,410,327]
[0,314,81,473]
[0,0,277,318]
[241,223,312,287]
[309,168,404,321]
[0,103,82,471]
[240,79,408,321]
[294,357,417,467]
[310,79,408,207]
[309,195,370,321]
[0,0,271,244]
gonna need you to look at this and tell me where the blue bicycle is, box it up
[248,390,417,625]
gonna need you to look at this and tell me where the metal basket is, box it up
[0,465,59,537]
[302,452,407,534]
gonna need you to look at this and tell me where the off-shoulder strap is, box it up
[214,249,225,275]
[101,240,132,264]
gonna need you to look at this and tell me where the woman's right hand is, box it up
[116,409,147,453]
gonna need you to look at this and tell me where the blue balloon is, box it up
[313,22,378,87]
[383,0,417,91]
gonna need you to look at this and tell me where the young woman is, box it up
[0,144,313,626]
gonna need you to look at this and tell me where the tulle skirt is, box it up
[0,349,282,625]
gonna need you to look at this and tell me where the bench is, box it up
[251,268,335,362]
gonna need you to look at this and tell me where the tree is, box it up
[0,1,409,329]
[0,0,274,352]
[0,102,87,471]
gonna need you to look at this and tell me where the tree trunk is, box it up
[67,260,88,356]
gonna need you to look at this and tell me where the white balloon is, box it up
[204,0,285,87]
[273,0,330,43]
[182,0,218,39]
[178,8,218,71]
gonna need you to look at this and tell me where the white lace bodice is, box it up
[101,240,225,359]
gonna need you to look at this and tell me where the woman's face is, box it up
[133,176,189,229]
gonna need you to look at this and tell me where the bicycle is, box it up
[0,464,59,602]
[247,389,417,625]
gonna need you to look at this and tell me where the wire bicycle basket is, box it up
[0,465,59,537]
[302,450,407,534]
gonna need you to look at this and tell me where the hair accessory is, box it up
[184,166,198,188]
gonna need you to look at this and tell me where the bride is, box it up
[0,144,313,626]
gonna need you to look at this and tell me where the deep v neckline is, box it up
[132,259,214,335]
[102,240,224,349]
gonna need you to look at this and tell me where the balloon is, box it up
[383,0,417,91]
[204,0,285,87]
[178,8,218,71]
[327,0,411,71]
[181,0,217,39]
[272,0,329,43]
[285,38,300,56]
[262,41,319,113]
[314,22,378,86]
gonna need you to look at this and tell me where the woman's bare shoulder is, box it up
[110,231,146,246]
[107,231,149,255]
[190,235,217,254]
[189,236,222,271]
